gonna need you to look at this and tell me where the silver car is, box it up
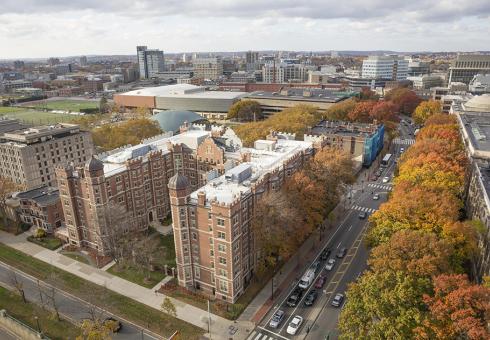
[269,310,285,328]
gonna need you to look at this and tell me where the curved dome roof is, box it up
[464,94,490,112]
[168,173,189,190]
[150,110,205,132]
[85,156,104,172]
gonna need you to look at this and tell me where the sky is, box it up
[1,0,490,59]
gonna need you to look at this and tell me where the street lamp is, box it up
[34,316,41,334]
[271,277,275,300]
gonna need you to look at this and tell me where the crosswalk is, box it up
[247,330,279,340]
[368,183,392,191]
[393,138,415,145]
[352,205,377,214]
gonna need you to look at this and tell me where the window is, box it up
[219,257,227,265]
[195,267,200,279]
[218,244,226,252]
[192,232,197,240]
[218,231,226,239]
[210,249,214,256]
[209,237,213,244]
[219,269,227,277]
[217,218,225,227]
[219,280,228,292]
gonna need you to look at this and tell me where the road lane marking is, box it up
[347,225,352,232]
[336,242,341,249]
[256,326,290,340]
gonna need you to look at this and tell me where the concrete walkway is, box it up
[0,231,254,340]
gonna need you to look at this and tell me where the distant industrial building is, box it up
[113,84,245,120]
[262,63,313,83]
[307,120,384,166]
[245,88,356,115]
[137,46,165,79]
[361,55,409,80]
[469,74,490,94]
[0,124,94,189]
[448,54,490,85]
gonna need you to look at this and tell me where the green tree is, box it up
[0,177,20,227]
[161,297,177,318]
[413,100,442,125]
[77,319,113,340]
[227,100,263,121]
[99,97,109,114]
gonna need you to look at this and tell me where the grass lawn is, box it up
[0,243,204,339]
[154,234,177,268]
[108,264,165,289]
[61,251,92,265]
[0,216,30,235]
[0,107,75,124]
[27,235,62,250]
[0,286,81,340]
[31,99,99,112]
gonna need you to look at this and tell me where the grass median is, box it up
[0,243,204,339]
[0,286,80,340]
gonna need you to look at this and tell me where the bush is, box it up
[35,228,46,238]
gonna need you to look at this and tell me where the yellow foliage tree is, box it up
[413,100,442,125]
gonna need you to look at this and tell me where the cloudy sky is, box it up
[1,0,489,58]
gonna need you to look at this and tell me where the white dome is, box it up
[464,94,490,112]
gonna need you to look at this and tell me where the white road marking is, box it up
[347,225,352,232]
[337,242,341,249]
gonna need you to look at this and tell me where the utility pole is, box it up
[207,299,212,340]
[271,277,275,300]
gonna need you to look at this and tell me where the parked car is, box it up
[304,290,318,306]
[325,258,336,271]
[358,211,367,219]
[336,247,348,258]
[331,293,345,307]
[298,269,315,289]
[320,248,331,261]
[310,260,321,274]
[373,193,380,200]
[382,176,390,183]
[315,275,326,289]
[269,310,285,328]
[286,315,304,335]
[103,317,122,333]
[287,288,304,307]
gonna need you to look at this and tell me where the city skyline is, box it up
[1,0,490,58]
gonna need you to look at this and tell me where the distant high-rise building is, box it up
[192,57,224,80]
[245,51,259,71]
[361,55,409,80]
[79,56,88,67]
[448,54,490,85]
[137,46,165,79]
[182,53,187,63]
[47,57,60,66]
[13,60,25,69]
[262,63,310,83]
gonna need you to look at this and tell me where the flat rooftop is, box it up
[98,130,210,177]
[0,123,82,146]
[190,139,313,205]
[247,88,353,103]
[120,84,245,100]
[457,113,490,155]
[310,120,380,138]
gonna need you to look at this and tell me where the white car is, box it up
[286,315,303,335]
[382,177,390,183]
[325,258,336,271]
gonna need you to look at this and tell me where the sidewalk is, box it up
[238,165,370,325]
[0,231,253,340]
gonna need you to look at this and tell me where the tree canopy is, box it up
[413,100,442,125]
[227,100,263,121]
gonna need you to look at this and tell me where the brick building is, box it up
[168,138,314,302]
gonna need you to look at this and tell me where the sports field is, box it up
[30,99,99,112]
[0,107,75,124]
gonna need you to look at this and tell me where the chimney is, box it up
[197,191,206,206]
[242,151,251,162]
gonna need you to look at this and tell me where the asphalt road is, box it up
[246,118,415,340]
[0,262,161,340]
[0,326,16,340]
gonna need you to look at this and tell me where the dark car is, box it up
[331,293,345,307]
[287,288,304,307]
[104,317,122,333]
[336,247,348,259]
[315,275,326,289]
[311,260,321,273]
[320,248,331,261]
[304,290,318,307]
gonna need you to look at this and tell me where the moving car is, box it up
[336,247,348,258]
[400,147,405,153]
[320,248,331,261]
[304,290,318,307]
[310,260,321,274]
[287,288,304,307]
[315,275,326,289]
[382,176,390,183]
[286,315,304,335]
[358,211,367,219]
[331,293,345,307]
[325,258,336,271]
[373,193,380,200]
[103,317,122,333]
[269,310,285,328]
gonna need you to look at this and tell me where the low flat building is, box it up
[169,138,314,302]
[0,118,28,134]
[306,120,384,167]
[114,84,246,120]
[245,88,356,116]
[13,186,63,233]
[407,75,444,89]
[0,124,94,189]
[469,74,490,94]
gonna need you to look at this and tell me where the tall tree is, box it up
[413,100,442,125]
[384,87,421,115]
[0,177,20,226]
[416,274,490,340]
[227,100,263,121]
[347,101,377,123]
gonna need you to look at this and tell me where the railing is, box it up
[0,309,51,340]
